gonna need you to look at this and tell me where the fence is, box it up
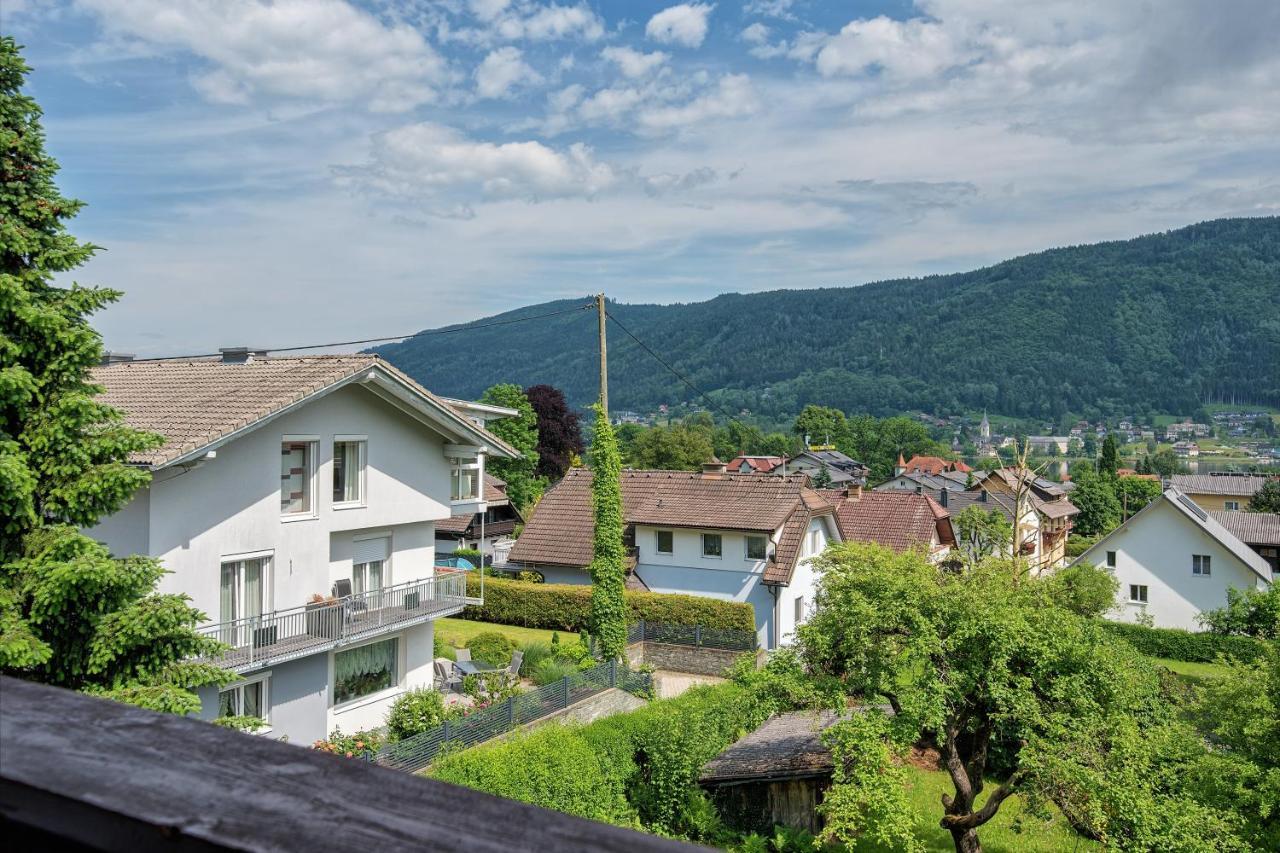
[375,658,650,773]
[627,619,757,651]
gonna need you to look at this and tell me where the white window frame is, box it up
[331,635,402,710]
[280,436,319,520]
[794,595,805,626]
[655,529,674,555]
[332,435,368,509]
[1223,501,1240,511]
[701,532,723,559]
[217,672,271,728]
[1192,554,1211,576]
[745,535,768,561]
[219,550,274,624]
[352,533,392,595]
[1128,584,1148,603]
[450,461,482,503]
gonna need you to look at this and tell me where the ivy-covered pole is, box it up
[587,404,627,659]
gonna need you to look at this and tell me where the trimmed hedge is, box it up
[462,575,755,633]
[1100,621,1266,664]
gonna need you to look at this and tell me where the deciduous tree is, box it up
[1247,478,1280,513]
[479,383,543,509]
[586,405,627,658]
[523,384,582,481]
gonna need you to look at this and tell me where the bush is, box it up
[467,631,515,667]
[433,633,456,661]
[530,657,580,686]
[462,670,521,705]
[1101,621,1266,663]
[1197,586,1280,639]
[313,727,384,759]
[517,641,555,676]
[462,575,754,633]
[385,688,447,741]
[453,547,483,567]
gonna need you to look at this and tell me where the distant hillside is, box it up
[374,218,1280,421]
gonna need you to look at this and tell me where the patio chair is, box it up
[507,650,524,678]
[331,579,368,619]
[455,648,471,663]
[434,659,462,693]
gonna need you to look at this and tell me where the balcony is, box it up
[200,572,467,672]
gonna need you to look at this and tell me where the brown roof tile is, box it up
[93,354,515,467]
[823,490,952,552]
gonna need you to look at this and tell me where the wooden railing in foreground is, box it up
[0,676,701,853]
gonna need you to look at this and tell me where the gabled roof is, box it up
[1074,488,1273,584]
[822,490,954,552]
[509,468,833,584]
[1209,511,1280,547]
[93,355,516,468]
[699,711,839,784]
[1170,474,1277,497]
[726,455,786,474]
[901,455,971,475]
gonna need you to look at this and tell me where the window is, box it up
[701,533,722,558]
[1129,584,1148,603]
[218,677,268,722]
[280,441,315,515]
[1105,551,1116,568]
[746,535,767,561]
[1193,554,1211,576]
[352,537,389,596]
[333,439,366,505]
[794,596,805,625]
[451,462,480,502]
[656,530,674,555]
[220,557,268,645]
[1223,501,1240,511]
[334,638,398,705]
[809,528,822,555]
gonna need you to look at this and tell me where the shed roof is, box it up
[699,711,839,784]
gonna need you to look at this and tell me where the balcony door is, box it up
[352,537,390,604]
[220,556,268,645]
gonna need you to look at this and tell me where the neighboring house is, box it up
[1026,436,1071,455]
[1172,440,1200,458]
[1072,488,1273,630]
[894,454,972,476]
[972,468,1078,569]
[876,468,977,494]
[506,462,841,648]
[435,474,524,566]
[822,486,954,562]
[1209,511,1280,579]
[786,449,869,486]
[1170,474,1278,512]
[726,455,786,474]
[88,352,516,744]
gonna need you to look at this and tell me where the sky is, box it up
[7,0,1280,356]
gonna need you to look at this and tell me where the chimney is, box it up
[939,487,949,508]
[100,352,135,365]
[980,489,988,503]
[849,483,862,500]
[219,347,269,364]
[701,457,728,478]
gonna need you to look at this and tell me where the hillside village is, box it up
[5,13,1280,853]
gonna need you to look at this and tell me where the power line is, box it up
[129,302,596,362]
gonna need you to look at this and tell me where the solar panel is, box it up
[1176,493,1208,521]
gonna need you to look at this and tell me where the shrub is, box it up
[467,631,515,667]
[1101,621,1266,663]
[517,641,554,676]
[1197,586,1280,639]
[433,633,456,661]
[462,670,520,704]
[212,715,267,733]
[313,727,384,759]
[531,657,580,686]
[385,688,447,741]
[462,575,754,633]
[453,547,483,567]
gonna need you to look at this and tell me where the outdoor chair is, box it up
[331,579,368,619]
[507,650,524,678]
[455,648,471,663]
[434,659,461,693]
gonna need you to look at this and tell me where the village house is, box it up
[1172,440,1200,458]
[1170,473,1277,512]
[972,468,1079,569]
[434,474,524,567]
[894,454,972,476]
[785,448,869,486]
[1209,511,1280,578]
[1073,488,1272,630]
[88,352,516,744]
[821,486,954,562]
[506,462,841,649]
[725,455,786,474]
[1025,435,1071,455]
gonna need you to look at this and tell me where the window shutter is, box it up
[353,537,389,566]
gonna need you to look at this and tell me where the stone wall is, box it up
[521,687,647,731]
[626,641,765,677]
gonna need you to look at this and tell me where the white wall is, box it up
[1081,498,1270,630]
[327,622,435,735]
[774,516,832,646]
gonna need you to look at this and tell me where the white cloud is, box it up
[638,73,758,130]
[76,0,447,112]
[645,3,714,49]
[342,122,617,202]
[450,2,605,44]
[740,23,770,45]
[813,16,964,81]
[744,0,796,19]
[475,46,541,99]
[600,46,669,78]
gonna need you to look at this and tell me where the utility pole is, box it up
[596,292,608,417]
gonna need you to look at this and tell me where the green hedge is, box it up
[429,680,779,837]
[462,576,755,633]
[1100,621,1266,664]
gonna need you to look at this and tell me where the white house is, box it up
[506,462,841,648]
[89,351,516,744]
[1071,488,1273,630]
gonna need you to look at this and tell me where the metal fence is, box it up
[627,619,757,651]
[375,658,651,773]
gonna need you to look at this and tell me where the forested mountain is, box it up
[375,218,1280,422]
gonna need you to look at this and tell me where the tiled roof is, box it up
[935,489,1018,523]
[509,468,832,584]
[823,490,953,552]
[901,455,972,475]
[1209,511,1280,546]
[1171,474,1277,496]
[435,514,473,535]
[699,711,839,784]
[726,455,785,474]
[93,354,516,467]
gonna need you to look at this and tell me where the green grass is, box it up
[850,765,1097,853]
[1146,656,1232,685]
[435,617,578,649]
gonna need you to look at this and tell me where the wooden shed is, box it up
[699,710,839,834]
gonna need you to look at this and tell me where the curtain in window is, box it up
[334,441,360,502]
[242,682,262,718]
[219,689,236,717]
[220,563,236,623]
[244,559,263,618]
[334,639,397,702]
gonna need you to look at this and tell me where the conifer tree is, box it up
[587,404,627,658]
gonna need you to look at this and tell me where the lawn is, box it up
[435,617,578,650]
[1146,656,1232,685]
[850,764,1097,853]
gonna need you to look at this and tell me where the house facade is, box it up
[435,474,524,567]
[1072,489,1273,630]
[507,464,840,648]
[1170,474,1277,512]
[1209,511,1280,579]
[88,352,515,744]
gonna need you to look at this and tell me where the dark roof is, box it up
[1171,474,1277,496]
[822,490,953,552]
[509,468,833,585]
[699,711,839,784]
[1209,511,1280,546]
[93,354,516,467]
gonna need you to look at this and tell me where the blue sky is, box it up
[7,0,1280,356]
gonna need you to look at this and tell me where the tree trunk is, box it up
[950,827,982,853]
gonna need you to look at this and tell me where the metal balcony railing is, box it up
[200,572,468,671]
